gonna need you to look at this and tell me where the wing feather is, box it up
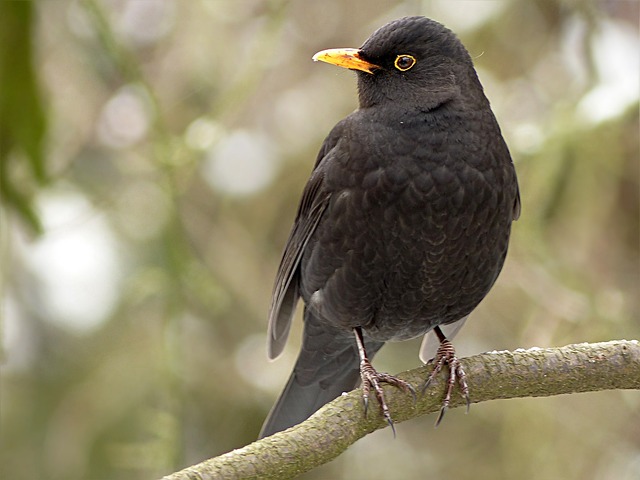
[266,123,347,359]
[267,169,331,359]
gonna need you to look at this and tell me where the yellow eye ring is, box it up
[394,54,416,71]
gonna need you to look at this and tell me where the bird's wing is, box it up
[512,178,521,220]
[419,316,468,363]
[267,136,340,359]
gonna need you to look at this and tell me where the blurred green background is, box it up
[1,1,638,479]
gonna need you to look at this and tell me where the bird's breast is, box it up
[301,114,515,341]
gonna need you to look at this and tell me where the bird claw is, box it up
[422,339,470,426]
[387,416,397,438]
[362,386,370,416]
[360,358,414,436]
[435,405,448,427]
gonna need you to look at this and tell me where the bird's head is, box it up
[313,16,480,110]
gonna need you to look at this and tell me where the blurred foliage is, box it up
[1,1,638,480]
[0,1,48,233]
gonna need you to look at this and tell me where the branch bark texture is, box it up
[162,339,640,480]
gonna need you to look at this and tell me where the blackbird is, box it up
[259,16,520,438]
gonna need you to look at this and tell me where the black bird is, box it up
[260,16,520,438]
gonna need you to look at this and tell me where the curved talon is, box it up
[457,365,471,413]
[422,336,470,426]
[421,366,439,393]
[354,327,414,435]
[359,358,414,435]
[407,383,418,404]
[362,393,370,416]
[435,406,447,427]
[421,376,433,394]
[387,417,397,438]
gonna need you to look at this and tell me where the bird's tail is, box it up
[259,310,384,438]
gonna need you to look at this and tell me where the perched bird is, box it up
[260,16,520,438]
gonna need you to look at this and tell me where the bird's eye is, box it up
[394,55,416,71]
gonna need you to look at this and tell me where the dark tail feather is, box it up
[258,363,356,438]
[259,311,384,438]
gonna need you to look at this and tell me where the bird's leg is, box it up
[422,326,471,426]
[354,327,416,435]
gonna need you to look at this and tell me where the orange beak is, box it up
[312,48,379,74]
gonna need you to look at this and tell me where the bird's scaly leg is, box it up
[422,326,471,426]
[354,327,416,436]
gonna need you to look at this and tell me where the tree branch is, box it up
[161,340,640,480]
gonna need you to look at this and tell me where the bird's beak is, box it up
[312,48,379,74]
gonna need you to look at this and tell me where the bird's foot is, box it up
[422,338,470,426]
[360,358,416,436]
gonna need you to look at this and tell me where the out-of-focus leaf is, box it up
[0,1,48,233]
